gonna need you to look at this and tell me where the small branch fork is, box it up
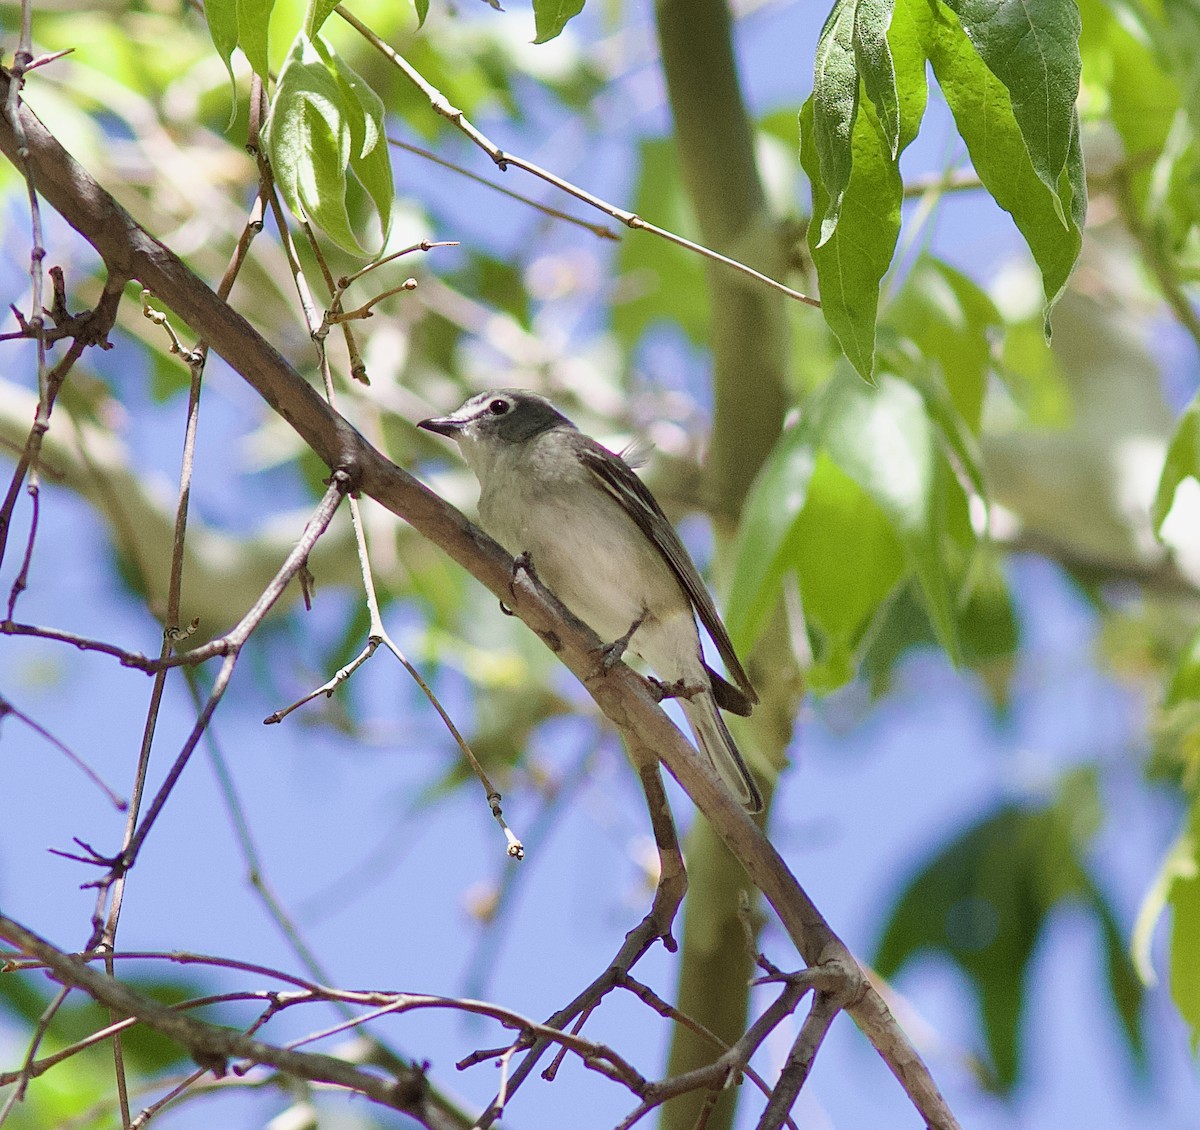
[0,912,842,1130]
[0,62,962,1130]
[335,5,819,310]
[247,110,523,857]
[58,473,351,893]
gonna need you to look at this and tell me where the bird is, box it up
[418,389,763,812]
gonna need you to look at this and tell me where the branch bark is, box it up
[0,69,960,1130]
[0,916,466,1130]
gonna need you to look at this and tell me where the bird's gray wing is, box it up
[577,438,758,711]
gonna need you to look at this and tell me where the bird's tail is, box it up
[680,692,763,813]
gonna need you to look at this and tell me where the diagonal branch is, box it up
[0,916,456,1130]
[0,68,960,1130]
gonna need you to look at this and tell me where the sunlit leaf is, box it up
[204,0,240,80]
[942,0,1082,196]
[793,453,906,689]
[305,0,340,36]
[263,32,390,255]
[237,0,275,81]
[822,372,961,660]
[1133,796,1200,1050]
[812,0,860,241]
[533,0,586,44]
[800,96,901,380]
[855,0,900,158]
[884,255,1001,433]
[325,45,394,240]
[1152,394,1200,533]
[727,417,818,654]
[922,0,1084,320]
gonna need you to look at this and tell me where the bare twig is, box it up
[388,138,621,240]
[476,759,686,1123]
[755,991,840,1130]
[337,5,819,310]
[0,917,440,1124]
[0,693,125,808]
[262,168,521,859]
[0,81,962,1129]
[78,474,349,893]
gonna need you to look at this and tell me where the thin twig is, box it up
[0,271,124,574]
[476,760,686,1125]
[337,5,818,309]
[0,917,436,1120]
[0,693,125,808]
[78,475,349,890]
[388,138,621,240]
[266,169,522,859]
[755,991,840,1130]
[0,984,71,1123]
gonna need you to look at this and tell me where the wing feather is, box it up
[578,440,758,708]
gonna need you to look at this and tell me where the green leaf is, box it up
[413,0,430,26]
[1167,625,1200,707]
[887,0,930,151]
[855,0,900,158]
[1133,796,1200,1049]
[532,0,586,44]
[923,0,1084,318]
[800,94,901,379]
[263,33,389,256]
[1153,394,1200,533]
[812,0,861,240]
[727,418,818,655]
[884,254,1001,433]
[731,366,969,675]
[1089,877,1149,1072]
[204,0,240,80]
[794,452,906,689]
[876,773,1138,1090]
[305,0,341,36]
[942,0,1082,196]
[237,0,275,81]
[326,46,394,240]
[612,139,708,351]
[822,372,962,660]
[996,314,1072,427]
[307,0,340,35]
[876,805,1051,1089]
[1170,855,1200,1051]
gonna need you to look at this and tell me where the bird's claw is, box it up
[511,550,538,583]
[598,608,649,671]
[507,551,539,609]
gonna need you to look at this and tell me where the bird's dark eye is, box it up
[488,398,510,416]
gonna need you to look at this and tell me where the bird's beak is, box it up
[417,414,464,438]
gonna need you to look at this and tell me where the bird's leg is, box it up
[648,676,707,703]
[599,607,648,671]
[501,550,539,615]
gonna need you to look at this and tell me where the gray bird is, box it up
[418,389,763,812]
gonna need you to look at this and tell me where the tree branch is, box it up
[0,68,960,1130]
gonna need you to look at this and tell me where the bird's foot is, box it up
[648,676,706,703]
[598,607,649,671]
[502,550,539,614]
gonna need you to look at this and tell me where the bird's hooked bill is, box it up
[417,414,464,437]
